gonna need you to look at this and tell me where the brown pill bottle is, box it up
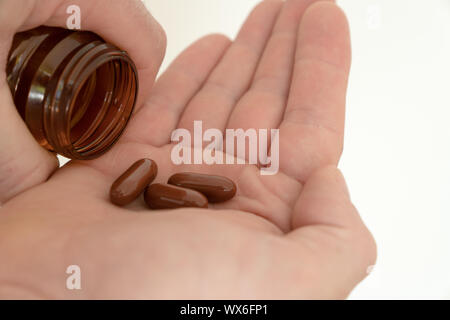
[6,26,138,160]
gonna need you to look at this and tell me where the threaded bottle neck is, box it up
[7,27,138,160]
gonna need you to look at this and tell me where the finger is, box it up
[123,34,231,147]
[280,166,376,298]
[279,1,351,182]
[177,0,283,135]
[227,0,332,131]
[0,0,165,203]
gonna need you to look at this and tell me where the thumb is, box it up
[0,83,58,204]
[282,166,377,298]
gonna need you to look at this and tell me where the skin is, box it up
[0,0,376,299]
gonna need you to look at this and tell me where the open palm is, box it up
[0,0,375,299]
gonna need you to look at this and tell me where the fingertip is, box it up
[192,33,232,54]
[299,0,351,71]
[303,1,350,34]
[290,165,357,230]
[321,165,351,198]
[306,165,351,199]
[202,33,232,46]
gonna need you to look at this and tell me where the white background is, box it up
[124,0,449,299]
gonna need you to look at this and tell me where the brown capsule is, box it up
[110,159,158,206]
[144,183,208,210]
[168,172,237,203]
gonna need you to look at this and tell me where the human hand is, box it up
[0,0,376,299]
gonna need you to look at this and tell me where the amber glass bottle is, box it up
[6,26,138,160]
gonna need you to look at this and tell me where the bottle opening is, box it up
[67,57,137,159]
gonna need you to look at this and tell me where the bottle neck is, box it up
[7,27,138,160]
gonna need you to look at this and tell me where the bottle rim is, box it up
[44,41,138,160]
